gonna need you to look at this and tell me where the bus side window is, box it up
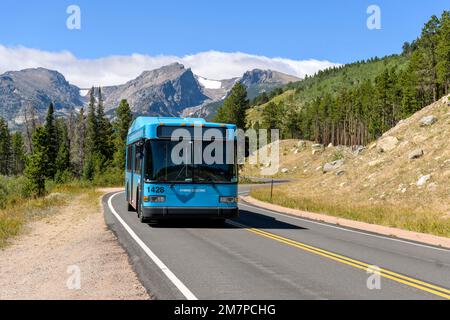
[127,146,132,172]
[134,145,142,175]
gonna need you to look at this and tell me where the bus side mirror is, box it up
[136,139,145,158]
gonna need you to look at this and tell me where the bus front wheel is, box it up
[136,194,148,223]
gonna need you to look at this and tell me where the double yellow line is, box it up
[228,221,450,300]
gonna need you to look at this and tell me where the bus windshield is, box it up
[145,140,237,184]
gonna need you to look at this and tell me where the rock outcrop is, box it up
[377,136,399,153]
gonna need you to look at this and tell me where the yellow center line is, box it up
[227,221,450,300]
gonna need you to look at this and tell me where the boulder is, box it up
[312,143,324,150]
[281,168,289,174]
[416,174,431,187]
[377,136,399,153]
[408,149,424,160]
[419,116,437,127]
[353,145,365,155]
[323,159,344,173]
[311,144,324,155]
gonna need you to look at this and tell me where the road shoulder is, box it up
[241,195,450,250]
[0,188,149,300]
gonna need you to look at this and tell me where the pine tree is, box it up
[10,132,26,175]
[72,108,86,177]
[84,87,98,179]
[55,120,71,183]
[214,83,249,129]
[437,11,450,94]
[96,87,114,167]
[420,15,441,101]
[262,102,283,130]
[113,99,133,169]
[44,103,58,179]
[84,87,98,157]
[0,117,11,175]
[24,127,48,197]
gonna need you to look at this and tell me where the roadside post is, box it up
[270,179,274,202]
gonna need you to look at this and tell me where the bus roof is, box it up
[127,117,237,144]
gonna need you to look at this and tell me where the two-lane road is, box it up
[103,186,450,300]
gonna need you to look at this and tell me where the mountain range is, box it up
[0,63,299,128]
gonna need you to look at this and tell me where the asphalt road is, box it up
[103,185,450,300]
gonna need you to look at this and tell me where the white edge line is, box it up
[107,192,198,300]
[239,201,450,253]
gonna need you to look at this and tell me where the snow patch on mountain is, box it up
[197,76,222,89]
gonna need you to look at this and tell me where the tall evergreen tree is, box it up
[214,83,249,129]
[0,117,11,175]
[55,120,71,182]
[10,132,26,175]
[113,99,133,169]
[437,11,450,94]
[25,127,48,197]
[96,87,114,166]
[72,108,86,177]
[84,87,98,157]
[84,87,98,179]
[44,103,58,179]
[419,15,441,101]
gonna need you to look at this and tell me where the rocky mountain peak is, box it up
[242,69,299,85]
[0,68,83,128]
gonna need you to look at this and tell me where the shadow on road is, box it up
[147,210,306,231]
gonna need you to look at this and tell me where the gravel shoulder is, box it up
[0,188,149,300]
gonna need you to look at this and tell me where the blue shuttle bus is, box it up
[125,117,239,224]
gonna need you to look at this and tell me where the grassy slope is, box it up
[290,55,407,103]
[246,55,408,126]
[244,95,450,237]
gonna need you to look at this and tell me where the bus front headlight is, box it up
[220,196,238,204]
[147,196,166,203]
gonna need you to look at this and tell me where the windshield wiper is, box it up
[171,165,190,187]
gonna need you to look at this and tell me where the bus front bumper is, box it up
[141,207,239,220]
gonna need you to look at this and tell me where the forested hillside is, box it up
[0,88,131,201]
[243,11,450,146]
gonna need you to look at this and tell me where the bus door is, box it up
[131,143,144,207]
[128,144,134,206]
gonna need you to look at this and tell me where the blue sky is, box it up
[0,0,448,87]
[1,0,447,62]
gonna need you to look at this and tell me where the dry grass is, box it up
[251,186,450,237]
[0,184,101,248]
[245,95,450,237]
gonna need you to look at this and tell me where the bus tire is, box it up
[136,193,148,223]
[136,193,141,219]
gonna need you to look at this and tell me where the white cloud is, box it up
[0,45,340,88]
